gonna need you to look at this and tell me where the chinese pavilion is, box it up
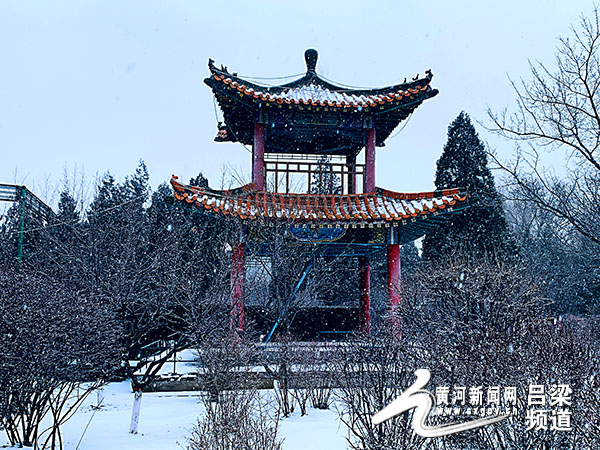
[171,49,468,337]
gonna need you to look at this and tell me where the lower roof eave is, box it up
[169,175,469,232]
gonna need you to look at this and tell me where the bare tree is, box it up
[332,329,428,450]
[0,266,120,450]
[504,192,599,314]
[194,334,258,404]
[473,318,600,450]
[487,8,600,247]
[265,334,296,418]
[70,170,235,434]
[402,252,546,347]
[189,334,283,450]
[14,166,235,435]
[400,255,600,449]
[292,341,336,414]
[187,388,283,450]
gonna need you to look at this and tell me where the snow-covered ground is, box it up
[1,349,350,449]
[2,380,349,450]
[61,381,200,450]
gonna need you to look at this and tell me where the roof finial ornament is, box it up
[304,48,318,74]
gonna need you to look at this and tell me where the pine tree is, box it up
[400,241,420,275]
[422,112,516,260]
[42,190,82,278]
[57,191,78,221]
[189,172,209,188]
[310,155,341,194]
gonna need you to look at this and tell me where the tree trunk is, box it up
[97,386,105,408]
[129,390,142,434]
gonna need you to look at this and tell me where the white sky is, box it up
[0,0,594,207]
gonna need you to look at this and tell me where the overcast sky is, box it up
[0,0,594,207]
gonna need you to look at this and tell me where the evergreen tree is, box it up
[310,155,341,194]
[57,190,79,223]
[189,172,209,188]
[400,241,420,275]
[422,112,516,260]
[42,190,82,279]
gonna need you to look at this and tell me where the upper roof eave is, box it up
[204,57,435,98]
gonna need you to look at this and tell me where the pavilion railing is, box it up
[264,154,365,194]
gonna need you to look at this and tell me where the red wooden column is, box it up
[347,153,356,194]
[365,127,376,192]
[230,242,246,332]
[358,127,375,333]
[358,256,371,334]
[253,123,265,190]
[387,243,402,336]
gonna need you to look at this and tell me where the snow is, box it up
[1,377,350,450]
[59,382,201,450]
[279,409,347,450]
[219,77,420,109]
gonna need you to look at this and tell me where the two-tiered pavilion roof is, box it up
[170,49,469,336]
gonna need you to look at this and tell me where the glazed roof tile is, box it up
[204,49,438,152]
[210,71,432,110]
[170,176,468,226]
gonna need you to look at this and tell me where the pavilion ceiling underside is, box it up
[214,93,426,155]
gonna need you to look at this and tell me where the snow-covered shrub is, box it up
[401,255,600,449]
[333,330,427,450]
[0,266,121,449]
[304,342,335,410]
[188,390,283,450]
[195,336,257,404]
[309,381,333,410]
[267,335,294,418]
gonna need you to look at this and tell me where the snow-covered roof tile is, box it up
[170,176,468,227]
